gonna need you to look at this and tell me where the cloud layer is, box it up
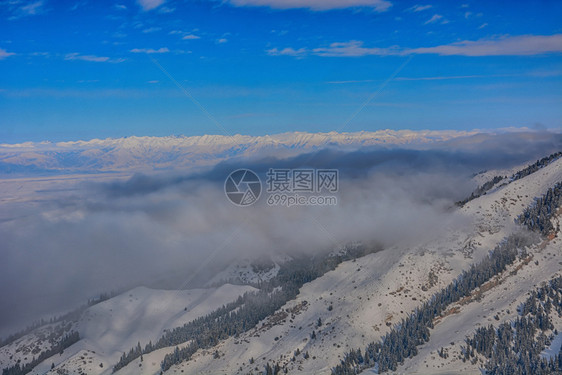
[0,131,560,337]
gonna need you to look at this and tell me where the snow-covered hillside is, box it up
[0,284,256,375]
[204,255,293,287]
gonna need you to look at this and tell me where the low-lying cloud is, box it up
[0,130,560,337]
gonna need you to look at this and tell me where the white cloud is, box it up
[20,0,44,15]
[409,34,562,56]
[406,4,432,12]
[182,34,201,40]
[268,34,562,58]
[158,6,175,13]
[424,14,443,24]
[137,0,165,11]
[0,48,15,59]
[225,0,392,12]
[69,1,88,11]
[266,47,308,57]
[142,27,162,33]
[216,38,228,44]
[313,41,400,57]
[478,23,488,29]
[114,4,127,10]
[6,0,45,19]
[464,11,472,19]
[65,53,124,63]
[130,47,170,54]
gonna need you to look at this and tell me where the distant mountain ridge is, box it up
[0,130,477,174]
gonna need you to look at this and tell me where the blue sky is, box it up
[0,0,561,142]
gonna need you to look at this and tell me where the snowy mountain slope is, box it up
[391,230,562,374]
[0,284,256,375]
[204,255,292,287]
[0,322,75,371]
[460,157,562,253]
[0,130,476,174]
[147,156,562,375]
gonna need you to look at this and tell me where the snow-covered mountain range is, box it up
[0,130,477,174]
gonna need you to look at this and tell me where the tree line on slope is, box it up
[2,331,79,375]
[517,182,562,236]
[463,276,562,375]
[510,152,562,181]
[457,175,505,206]
[457,151,562,206]
[332,180,561,375]
[331,232,535,375]
[0,291,120,375]
[111,244,380,373]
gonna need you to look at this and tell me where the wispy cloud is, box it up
[0,88,161,99]
[137,0,165,11]
[395,74,505,81]
[406,4,432,12]
[216,38,228,44]
[142,27,162,33]
[69,1,88,12]
[527,69,562,78]
[326,79,375,84]
[158,5,175,13]
[266,47,308,57]
[409,34,562,56]
[312,41,399,57]
[268,34,562,58]
[182,34,201,40]
[20,0,44,15]
[30,51,49,57]
[65,53,125,63]
[0,48,15,59]
[6,0,46,19]
[424,14,443,24]
[223,0,392,12]
[478,23,488,29]
[130,47,170,54]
